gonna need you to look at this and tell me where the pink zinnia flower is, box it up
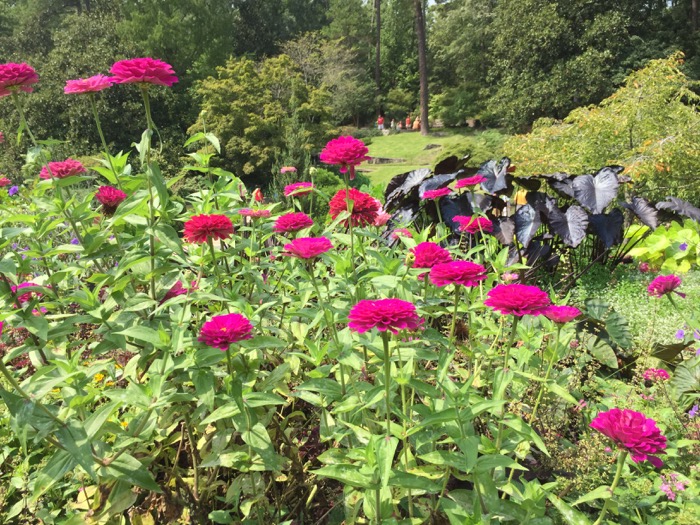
[543,305,582,324]
[280,166,297,174]
[410,242,452,269]
[391,228,412,240]
[284,182,314,197]
[328,188,380,227]
[643,368,670,382]
[429,261,487,287]
[0,176,11,187]
[0,63,39,97]
[64,74,114,94]
[502,272,519,282]
[454,215,493,234]
[11,282,41,305]
[239,208,271,219]
[110,58,178,87]
[374,209,391,227]
[183,214,234,243]
[348,298,423,334]
[198,313,253,351]
[589,408,667,467]
[282,237,333,259]
[274,212,314,233]
[647,275,684,298]
[95,186,127,215]
[39,159,86,180]
[319,136,370,180]
[639,262,650,273]
[484,283,551,317]
[422,188,451,200]
[160,280,197,304]
[455,175,487,189]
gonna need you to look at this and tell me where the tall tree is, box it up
[375,0,382,95]
[414,0,429,134]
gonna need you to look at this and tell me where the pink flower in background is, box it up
[391,228,412,240]
[280,166,297,174]
[348,298,423,334]
[252,188,263,203]
[0,131,4,143]
[485,284,551,316]
[198,313,253,351]
[282,237,333,259]
[660,473,688,501]
[543,305,582,324]
[639,262,651,273]
[95,186,127,215]
[374,209,391,227]
[454,215,493,234]
[274,212,313,233]
[0,176,11,187]
[64,74,114,94]
[39,159,86,180]
[110,58,178,87]
[239,208,270,219]
[502,272,519,282]
[410,242,452,269]
[183,214,233,243]
[455,175,487,189]
[589,408,666,467]
[284,182,314,197]
[328,188,380,227]
[160,280,197,304]
[11,282,42,305]
[0,63,39,96]
[643,368,670,382]
[422,188,451,200]
[319,136,370,180]
[647,275,684,298]
[429,261,487,287]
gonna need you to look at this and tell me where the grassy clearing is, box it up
[360,128,507,187]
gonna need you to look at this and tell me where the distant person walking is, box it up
[390,118,396,130]
[412,116,421,131]
[377,115,385,130]
[405,115,412,129]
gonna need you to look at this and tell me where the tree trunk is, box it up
[375,0,382,97]
[414,0,429,135]
[693,0,699,31]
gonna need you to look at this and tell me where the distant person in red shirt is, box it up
[405,115,412,129]
[377,115,385,130]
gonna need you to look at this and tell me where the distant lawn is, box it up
[360,128,507,187]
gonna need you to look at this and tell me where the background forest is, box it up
[2,0,700,187]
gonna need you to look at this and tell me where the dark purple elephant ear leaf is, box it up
[548,177,575,199]
[418,172,459,198]
[440,194,473,233]
[434,155,459,175]
[589,209,624,249]
[480,157,510,194]
[548,203,589,247]
[384,168,432,212]
[655,196,700,222]
[493,217,515,245]
[514,203,541,249]
[622,196,659,229]
[572,166,620,214]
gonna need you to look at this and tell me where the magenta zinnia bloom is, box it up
[0,63,39,97]
[590,408,667,467]
[543,305,582,324]
[282,237,333,259]
[328,188,380,227]
[455,175,487,189]
[239,208,271,219]
[95,186,127,215]
[64,74,114,94]
[647,275,684,298]
[319,136,370,180]
[0,176,11,187]
[454,215,493,234]
[198,313,253,351]
[348,298,423,334]
[422,188,452,200]
[39,158,86,180]
[284,182,314,197]
[643,368,670,382]
[274,212,313,233]
[374,209,391,227]
[183,214,234,243]
[11,282,42,305]
[430,261,487,287]
[160,280,197,304]
[484,283,551,317]
[391,228,412,240]
[411,242,452,269]
[110,58,178,87]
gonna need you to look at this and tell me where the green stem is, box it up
[449,285,462,343]
[592,451,628,525]
[531,325,561,424]
[89,93,121,189]
[140,88,158,309]
[381,332,392,435]
[503,316,520,370]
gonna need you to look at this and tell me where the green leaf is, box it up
[388,470,442,492]
[102,453,161,492]
[31,450,76,502]
[205,132,221,153]
[547,493,592,525]
[115,325,163,348]
[314,464,375,489]
[572,485,612,506]
[56,421,97,479]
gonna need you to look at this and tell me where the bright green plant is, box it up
[628,220,700,273]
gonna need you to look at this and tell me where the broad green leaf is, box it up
[102,453,161,492]
[547,493,592,525]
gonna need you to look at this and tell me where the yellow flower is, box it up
[93,373,105,383]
